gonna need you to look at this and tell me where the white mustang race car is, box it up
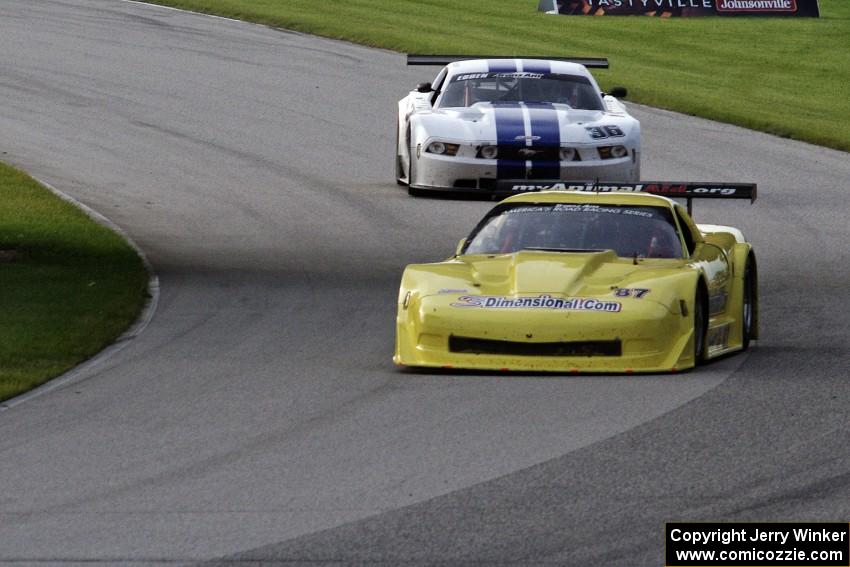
[397,55,641,196]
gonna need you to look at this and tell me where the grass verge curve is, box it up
[0,162,149,402]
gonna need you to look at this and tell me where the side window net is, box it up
[675,208,697,256]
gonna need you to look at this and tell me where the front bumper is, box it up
[410,149,639,194]
[395,294,695,373]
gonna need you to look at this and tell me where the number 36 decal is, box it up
[586,125,625,139]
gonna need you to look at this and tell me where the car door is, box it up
[674,205,733,348]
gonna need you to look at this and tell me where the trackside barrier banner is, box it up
[538,0,820,17]
[665,522,850,566]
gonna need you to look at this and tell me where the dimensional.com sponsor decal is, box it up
[450,294,622,312]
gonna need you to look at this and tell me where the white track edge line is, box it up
[0,177,160,412]
[118,0,274,25]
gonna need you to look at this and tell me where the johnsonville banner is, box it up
[538,0,820,16]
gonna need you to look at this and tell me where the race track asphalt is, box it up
[1,2,849,565]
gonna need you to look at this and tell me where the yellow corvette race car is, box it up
[395,182,758,373]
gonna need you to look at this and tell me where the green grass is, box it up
[144,0,850,152]
[0,163,149,402]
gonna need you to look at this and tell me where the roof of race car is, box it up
[446,59,593,77]
[501,190,678,208]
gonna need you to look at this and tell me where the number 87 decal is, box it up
[586,125,625,139]
[614,288,651,299]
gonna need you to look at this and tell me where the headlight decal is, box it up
[425,141,459,156]
[478,145,499,159]
[598,145,628,159]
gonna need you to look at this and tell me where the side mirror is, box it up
[455,238,467,256]
[416,82,433,93]
[607,86,628,98]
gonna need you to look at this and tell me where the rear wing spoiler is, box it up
[407,54,610,69]
[494,181,757,215]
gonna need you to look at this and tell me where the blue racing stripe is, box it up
[526,103,561,179]
[487,59,518,73]
[521,61,551,74]
[492,103,526,180]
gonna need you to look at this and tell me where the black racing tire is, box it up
[407,184,428,198]
[694,285,708,365]
[406,139,421,197]
[741,255,757,350]
[395,119,407,186]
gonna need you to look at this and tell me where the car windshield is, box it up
[439,72,603,110]
[463,203,683,259]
